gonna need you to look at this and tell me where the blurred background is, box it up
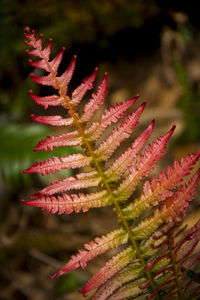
[0,0,200,299]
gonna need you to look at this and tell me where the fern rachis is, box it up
[22,28,200,299]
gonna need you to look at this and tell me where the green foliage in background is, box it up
[0,123,80,190]
[174,59,200,143]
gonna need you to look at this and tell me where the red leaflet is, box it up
[81,73,108,122]
[56,55,76,93]
[95,101,147,161]
[86,96,139,141]
[105,119,154,181]
[71,68,98,106]
[32,171,100,197]
[29,90,66,109]
[34,131,81,152]
[22,190,109,214]
[30,115,73,126]
[24,154,91,176]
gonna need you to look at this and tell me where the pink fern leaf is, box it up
[115,126,175,202]
[34,131,81,152]
[24,154,91,176]
[81,73,108,122]
[32,171,101,197]
[30,114,73,126]
[71,68,98,106]
[22,190,110,214]
[86,95,139,141]
[29,90,68,109]
[80,246,136,296]
[105,119,155,182]
[95,101,146,161]
[51,228,128,279]
[30,72,56,87]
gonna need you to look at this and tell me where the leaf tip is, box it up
[21,199,32,206]
[24,27,32,38]
[150,118,155,129]
[23,168,30,174]
[165,124,176,140]
[50,270,65,280]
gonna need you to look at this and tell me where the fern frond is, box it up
[23,28,200,300]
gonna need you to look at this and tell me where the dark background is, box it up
[0,1,200,299]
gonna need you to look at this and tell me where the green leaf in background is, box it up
[0,123,80,190]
